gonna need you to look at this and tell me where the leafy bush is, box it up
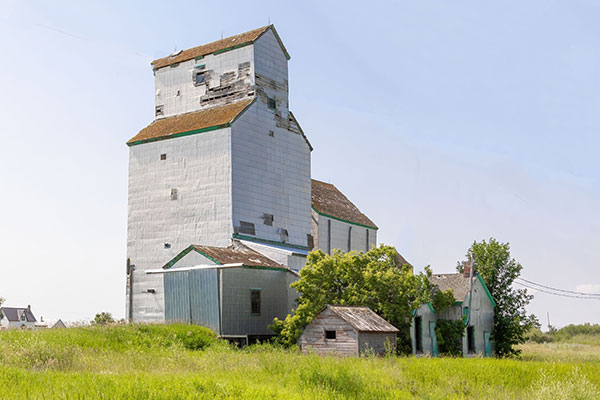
[436,319,465,356]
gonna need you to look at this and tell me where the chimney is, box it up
[463,261,471,278]
[27,305,31,312]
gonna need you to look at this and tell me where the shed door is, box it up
[429,321,438,357]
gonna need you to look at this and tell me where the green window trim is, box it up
[427,302,435,313]
[311,207,378,230]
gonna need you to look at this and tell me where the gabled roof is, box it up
[429,273,496,307]
[151,25,290,70]
[163,241,289,272]
[311,179,378,229]
[0,307,36,322]
[127,98,254,146]
[327,305,398,333]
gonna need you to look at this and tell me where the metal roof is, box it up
[327,305,398,333]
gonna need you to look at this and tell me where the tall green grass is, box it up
[0,324,599,399]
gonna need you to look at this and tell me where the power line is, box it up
[515,281,600,300]
[516,277,600,297]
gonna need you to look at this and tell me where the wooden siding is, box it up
[299,308,358,356]
[358,332,396,355]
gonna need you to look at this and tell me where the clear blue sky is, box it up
[1,0,598,327]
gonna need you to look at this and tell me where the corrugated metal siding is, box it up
[165,272,191,323]
[164,270,220,333]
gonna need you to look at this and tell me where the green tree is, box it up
[459,238,535,357]
[92,312,115,325]
[271,245,432,354]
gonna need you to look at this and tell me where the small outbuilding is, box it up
[299,305,398,356]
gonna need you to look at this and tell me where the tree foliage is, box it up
[92,312,115,325]
[436,319,465,356]
[458,238,534,357]
[270,245,432,354]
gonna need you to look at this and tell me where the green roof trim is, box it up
[243,265,290,273]
[311,206,378,230]
[213,41,253,55]
[162,245,222,269]
[476,273,497,308]
[127,123,231,147]
[232,233,309,251]
[427,302,435,313]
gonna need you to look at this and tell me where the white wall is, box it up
[314,211,377,254]
[154,45,254,118]
[127,128,233,322]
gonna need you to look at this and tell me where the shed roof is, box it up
[163,241,290,272]
[127,99,254,146]
[0,307,36,322]
[327,305,398,333]
[151,25,289,70]
[311,179,378,229]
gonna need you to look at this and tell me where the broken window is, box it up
[155,105,164,116]
[307,234,314,250]
[170,188,178,200]
[267,96,276,110]
[262,213,274,226]
[239,221,255,235]
[277,227,289,242]
[160,154,167,161]
[250,289,261,315]
[268,130,274,137]
[325,330,336,340]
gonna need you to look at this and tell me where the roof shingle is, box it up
[311,179,377,229]
[429,273,471,302]
[328,305,398,332]
[127,99,254,146]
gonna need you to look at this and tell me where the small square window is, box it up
[160,154,167,161]
[267,97,276,110]
[325,330,336,340]
[263,213,274,226]
[194,71,206,86]
[170,188,178,200]
[155,105,164,116]
[251,289,261,315]
[268,130,274,137]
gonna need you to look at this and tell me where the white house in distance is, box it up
[126,25,378,325]
[0,306,37,330]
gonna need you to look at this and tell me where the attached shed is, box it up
[299,305,398,356]
[147,241,298,344]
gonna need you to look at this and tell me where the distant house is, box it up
[0,306,37,330]
[411,269,496,357]
[299,305,398,356]
[52,319,67,329]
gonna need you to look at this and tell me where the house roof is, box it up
[127,98,254,146]
[429,273,471,302]
[163,240,289,272]
[327,305,399,333]
[0,307,36,322]
[311,179,378,229]
[151,25,289,70]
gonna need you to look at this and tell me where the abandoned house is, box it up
[126,25,378,328]
[411,268,496,357]
[299,305,398,356]
[0,306,37,330]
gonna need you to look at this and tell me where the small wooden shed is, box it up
[299,305,399,356]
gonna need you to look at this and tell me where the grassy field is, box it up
[0,325,599,399]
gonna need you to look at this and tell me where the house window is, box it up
[415,316,423,353]
[250,289,261,315]
[155,105,164,116]
[170,188,178,200]
[262,213,274,226]
[267,97,276,110]
[239,221,255,235]
[467,326,475,353]
[160,153,167,161]
[20,313,26,322]
[325,330,336,340]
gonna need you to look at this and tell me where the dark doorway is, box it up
[415,316,423,353]
[467,326,475,354]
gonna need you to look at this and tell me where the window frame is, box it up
[325,330,337,340]
[250,289,261,315]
